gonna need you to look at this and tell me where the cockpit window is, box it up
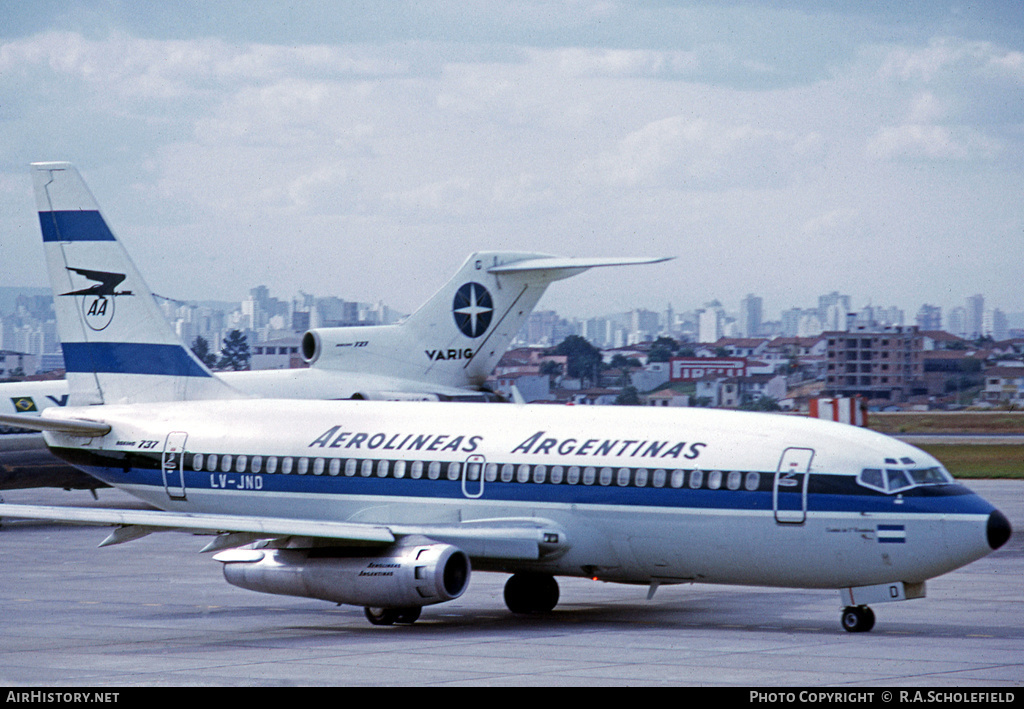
[857,464,954,494]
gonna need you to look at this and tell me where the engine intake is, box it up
[215,542,470,609]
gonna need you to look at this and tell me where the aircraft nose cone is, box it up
[987,509,1012,551]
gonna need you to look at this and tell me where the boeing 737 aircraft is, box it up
[0,164,668,489]
[0,162,1011,632]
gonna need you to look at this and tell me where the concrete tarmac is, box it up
[0,481,1021,687]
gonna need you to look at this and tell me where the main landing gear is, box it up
[841,605,876,633]
[504,572,560,614]
[364,606,422,626]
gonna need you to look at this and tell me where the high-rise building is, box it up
[984,309,1008,341]
[965,294,984,339]
[739,294,763,337]
[915,304,942,331]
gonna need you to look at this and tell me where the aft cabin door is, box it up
[162,432,188,501]
[773,447,813,524]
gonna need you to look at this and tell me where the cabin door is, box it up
[162,431,188,501]
[773,447,814,524]
[462,454,485,499]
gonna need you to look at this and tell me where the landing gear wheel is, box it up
[364,606,422,626]
[504,573,559,614]
[841,605,876,633]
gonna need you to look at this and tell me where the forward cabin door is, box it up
[162,431,188,501]
[773,447,814,524]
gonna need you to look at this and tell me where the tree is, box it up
[218,329,251,371]
[614,386,642,406]
[191,335,219,369]
[648,336,677,363]
[552,335,602,385]
[540,359,563,385]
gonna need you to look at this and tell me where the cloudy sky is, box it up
[1,1,1022,323]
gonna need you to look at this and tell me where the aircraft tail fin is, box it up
[32,162,242,405]
[398,252,672,388]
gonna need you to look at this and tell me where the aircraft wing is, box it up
[0,504,567,561]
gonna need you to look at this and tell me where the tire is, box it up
[504,573,559,614]
[841,605,875,633]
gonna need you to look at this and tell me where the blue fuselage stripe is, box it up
[61,343,212,377]
[39,211,116,242]
[76,462,995,517]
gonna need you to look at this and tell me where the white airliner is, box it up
[0,162,1011,632]
[0,163,668,489]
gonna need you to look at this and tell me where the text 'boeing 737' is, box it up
[0,162,1010,632]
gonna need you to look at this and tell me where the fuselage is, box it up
[42,400,1008,591]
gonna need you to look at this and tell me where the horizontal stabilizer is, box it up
[0,413,110,437]
[488,255,672,276]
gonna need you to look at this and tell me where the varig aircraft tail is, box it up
[303,252,672,391]
[32,162,241,406]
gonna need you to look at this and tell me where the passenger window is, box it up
[447,462,460,481]
[192,453,204,472]
[313,458,325,475]
[393,460,406,478]
[583,467,596,485]
[361,459,374,477]
[634,468,648,487]
[686,469,701,489]
[266,456,278,474]
[206,454,217,472]
[484,463,498,482]
[550,466,564,484]
[567,466,581,485]
[236,455,247,473]
[220,455,233,473]
[345,458,358,476]
[467,462,482,482]
[671,469,685,489]
[501,464,514,482]
[281,457,293,474]
[378,460,390,478]
[707,470,722,490]
[727,471,742,490]
[251,455,262,474]
[652,469,666,488]
[428,461,441,480]
[297,457,309,475]
[616,467,631,487]
[328,458,340,476]
[599,467,613,486]
[744,472,760,491]
[533,465,547,484]
[410,461,423,479]
[517,464,530,483]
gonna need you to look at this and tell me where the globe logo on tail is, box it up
[452,282,493,338]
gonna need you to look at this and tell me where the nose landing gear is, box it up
[841,605,875,633]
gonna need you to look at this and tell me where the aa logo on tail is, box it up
[453,282,493,338]
[61,267,134,332]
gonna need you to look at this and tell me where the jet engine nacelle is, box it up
[215,542,471,609]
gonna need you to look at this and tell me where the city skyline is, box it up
[1,3,1022,322]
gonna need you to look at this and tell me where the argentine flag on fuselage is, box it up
[32,162,242,406]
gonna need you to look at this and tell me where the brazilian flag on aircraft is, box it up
[11,397,38,412]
